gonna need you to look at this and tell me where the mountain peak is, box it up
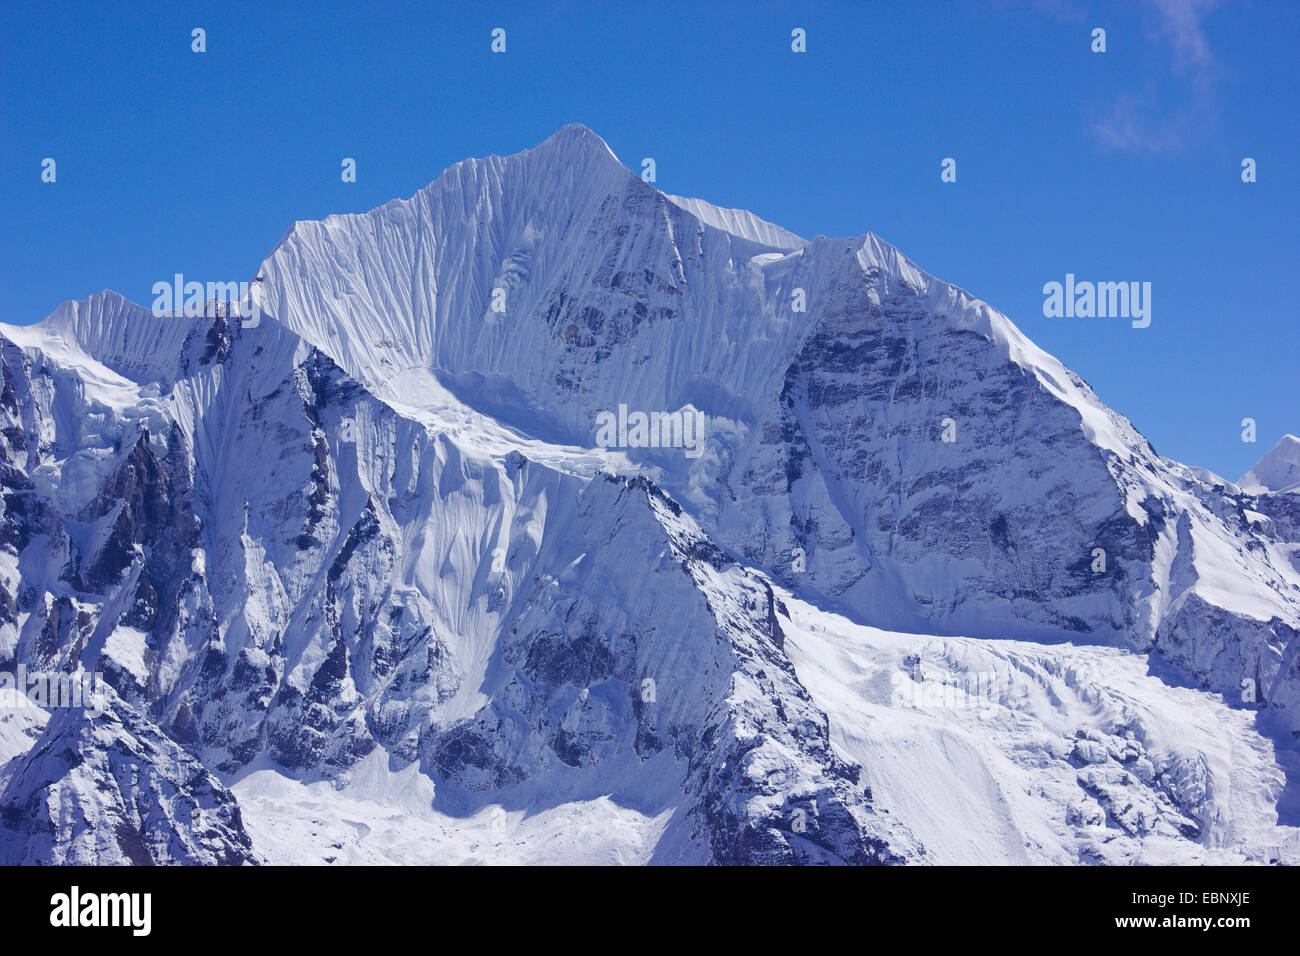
[1240,434,1300,494]
[534,123,621,162]
[515,123,628,187]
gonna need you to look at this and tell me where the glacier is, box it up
[0,125,1297,865]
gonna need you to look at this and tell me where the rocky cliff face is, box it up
[0,126,1295,864]
[0,687,256,865]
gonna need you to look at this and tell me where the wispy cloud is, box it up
[1091,0,1225,152]
[1149,0,1221,74]
[1092,91,1190,151]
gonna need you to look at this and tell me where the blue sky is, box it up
[2,0,1295,479]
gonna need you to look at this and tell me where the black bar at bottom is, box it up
[0,864,1277,942]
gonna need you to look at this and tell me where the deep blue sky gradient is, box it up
[1,0,1295,478]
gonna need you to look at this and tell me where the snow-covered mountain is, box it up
[1,126,1297,864]
[1241,435,1300,495]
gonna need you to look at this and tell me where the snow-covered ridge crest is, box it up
[252,126,1150,470]
[8,290,193,389]
[11,125,1146,478]
[663,193,806,251]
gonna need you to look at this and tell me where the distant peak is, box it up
[1239,434,1300,494]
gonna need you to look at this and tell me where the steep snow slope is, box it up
[663,194,807,251]
[782,592,1300,865]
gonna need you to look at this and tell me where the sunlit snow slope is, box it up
[0,126,1297,865]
